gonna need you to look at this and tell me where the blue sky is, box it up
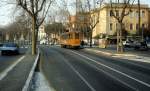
[0,0,149,26]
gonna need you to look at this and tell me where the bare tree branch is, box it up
[16,0,54,55]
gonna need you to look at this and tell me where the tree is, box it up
[45,22,66,42]
[4,15,30,43]
[45,22,66,44]
[80,0,104,47]
[16,0,54,55]
[109,0,135,53]
[15,13,31,40]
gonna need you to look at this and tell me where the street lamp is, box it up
[138,0,143,41]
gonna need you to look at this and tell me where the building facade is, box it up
[92,4,150,40]
[38,24,46,40]
[38,23,47,44]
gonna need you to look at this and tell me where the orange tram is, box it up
[60,31,83,48]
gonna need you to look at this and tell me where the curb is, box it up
[22,49,40,91]
[85,49,112,56]
[85,48,150,63]
[85,48,137,57]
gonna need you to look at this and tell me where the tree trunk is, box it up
[117,28,119,52]
[120,23,124,53]
[32,17,36,55]
[89,30,93,47]
[35,28,39,45]
[117,22,124,53]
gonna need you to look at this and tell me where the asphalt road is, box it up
[40,46,150,91]
[0,48,36,91]
[0,48,27,73]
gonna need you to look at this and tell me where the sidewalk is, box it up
[84,45,150,64]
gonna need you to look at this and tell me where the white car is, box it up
[1,43,19,55]
[123,40,134,48]
[147,42,150,48]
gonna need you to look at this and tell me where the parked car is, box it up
[146,41,150,48]
[0,43,3,50]
[123,40,134,48]
[133,41,148,50]
[1,43,19,55]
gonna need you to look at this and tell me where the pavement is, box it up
[84,45,150,64]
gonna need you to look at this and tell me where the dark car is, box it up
[1,43,19,55]
[134,41,148,50]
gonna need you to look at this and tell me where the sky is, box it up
[0,0,149,27]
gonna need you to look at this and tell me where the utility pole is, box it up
[93,0,96,9]
[138,0,141,40]
[76,0,81,32]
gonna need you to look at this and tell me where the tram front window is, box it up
[75,33,79,39]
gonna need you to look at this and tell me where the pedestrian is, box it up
[81,40,84,47]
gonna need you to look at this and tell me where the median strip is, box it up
[22,49,40,91]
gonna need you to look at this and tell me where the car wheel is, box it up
[1,51,5,55]
[15,50,19,55]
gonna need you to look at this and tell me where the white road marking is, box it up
[63,58,96,91]
[71,50,150,88]
[0,56,25,80]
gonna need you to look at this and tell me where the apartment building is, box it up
[92,4,150,40]
[68,13,90,32]
[149,9,150,30]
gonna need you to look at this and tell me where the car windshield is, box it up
[3,43,17,47]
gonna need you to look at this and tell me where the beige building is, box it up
[38,24,46,40]
[92,4,150,39]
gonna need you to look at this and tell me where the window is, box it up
[116,23,118,30]
[93,15,96,25]
[135,11,138,18]
[141,11,145,17]
[130,12,134,18]
[69,34,71,39]
[40,27,44,29]
[130,24,133,30]
[116,10,119,17]
[136,24,139,30]
[110,10,113,16]
[122,23,125,29]
[110,23,113,31]
[142,24,145,29]
[75,33,79,39]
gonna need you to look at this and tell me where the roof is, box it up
[103,3,149,9]
[91,3,150,13]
